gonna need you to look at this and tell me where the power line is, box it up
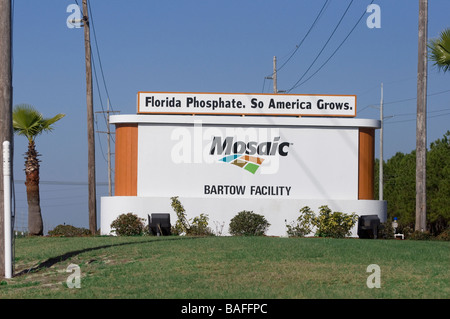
[91,48,111,166]
[286,0,355,92]
[13,180,110,186]
[95,116,108,163]
[358,88,450,115]
[287,0,375,92]
[382,88,450,106]
[13,186,87,194]
[389,107,450,118]
[84,1,117,193]
[88,0,115,113]
[269,0,330,77]
[385,109,450,125]
[261,77,267,93]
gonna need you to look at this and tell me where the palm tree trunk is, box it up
[25,140,43,236]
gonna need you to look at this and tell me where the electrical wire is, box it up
[358,88,450,115]
[88,0,115,113]
[91,53,110,166]
[83,1,116,169]
[391,107,450,118]
[286,0,355,92]
[385,110,450,125]
[275,0,330,75]
[382,89,450,106]
[95,115,109,164]
[14,180,110,186]
[88,2,116,146]
[262,0,330,91]
[287,0,375,92]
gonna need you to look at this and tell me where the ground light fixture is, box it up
[357,215,381,239]
[148,213,171,236]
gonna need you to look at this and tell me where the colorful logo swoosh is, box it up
[219,154,265,174]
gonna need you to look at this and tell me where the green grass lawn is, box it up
[0,236,449,299]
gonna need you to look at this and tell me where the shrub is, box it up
[378,222,395,239]
[409,230,433,240]
[436,227,450,241]
[170,196,213,236]
[229,210,270,236]
[286,205,358,238]
[189,213,214,236]
[48,224,91,237]
[110,213,145,236]
[171,196,190,235]
[286,206,315,237]
[313,205,358,238]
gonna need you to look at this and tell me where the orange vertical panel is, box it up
[115,124,138,196]
[358,128,375,200]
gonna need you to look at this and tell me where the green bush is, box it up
[171,196,189,235]
[188,213,214,236]
[402,228,450,241]
[436,227,450,241]
[286,206,315,237]
[170,196,213,236]
[110,213,145,236]
[286,205,358,238]
[313,205,358,238]
[229,210,270,236]
[48,224,91,237]
[378,222,395,239]
[409,230,433,240]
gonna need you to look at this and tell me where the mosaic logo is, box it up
[210,136,290,174]
[219,154,265,174]
[170,122,284,174]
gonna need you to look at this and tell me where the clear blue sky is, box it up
[10,0,450,232]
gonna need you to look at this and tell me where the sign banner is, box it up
[137,92,356,117]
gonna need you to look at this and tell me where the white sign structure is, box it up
[101,92,387,237]
[138,92,357,117]
[137,123,359,200]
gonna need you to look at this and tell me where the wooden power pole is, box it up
[416,0,428,232]
[0,0,13,277]
[379,83,384,201]
[273,56,278,94]
[82,0,97,235]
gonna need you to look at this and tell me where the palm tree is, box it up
[13,104,65,236]
[428,28,450,73]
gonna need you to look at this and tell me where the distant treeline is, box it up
[375,131,450,235]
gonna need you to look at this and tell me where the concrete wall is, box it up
[101,196,387,237]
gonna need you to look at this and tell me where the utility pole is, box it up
[379,83,384,201]
[416,0,428,232]
[96,99,119,196]
[82,0,97,235]
[107,102,111,196]
[273,56,278,94]
[0,0,13,277]
[264,56,283,94]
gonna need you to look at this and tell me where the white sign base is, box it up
[101,196,387,238]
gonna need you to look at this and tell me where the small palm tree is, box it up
[13,104,65,236]
[428,28,450,73]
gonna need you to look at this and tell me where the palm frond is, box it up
[13,104,44,141]
[41,113,66,133]
[13,104,65,141]
[428,28,450,73]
